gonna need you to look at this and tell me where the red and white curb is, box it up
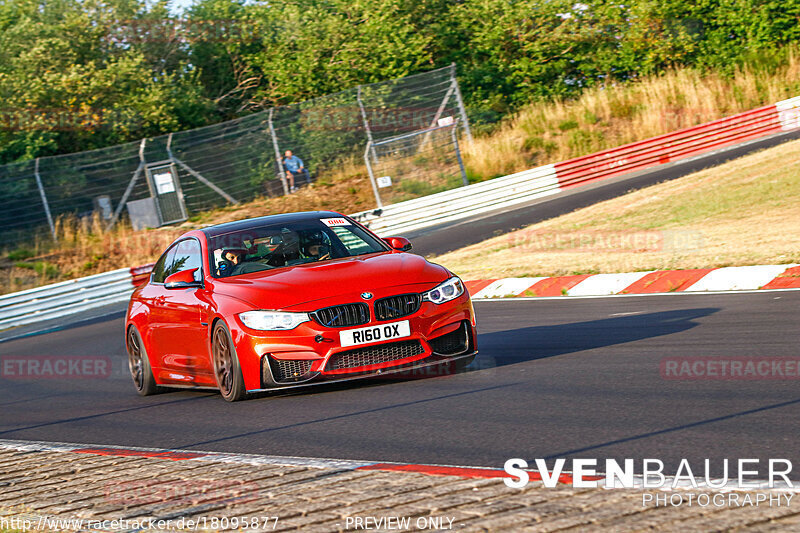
[3,263,798,335]
[466,264,800,299]
[1,439,796,492]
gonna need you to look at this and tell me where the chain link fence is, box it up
[365,121,468,207]
[0,64,471,250]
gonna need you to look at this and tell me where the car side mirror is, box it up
[384,236,412,252]
[164,268,202,289]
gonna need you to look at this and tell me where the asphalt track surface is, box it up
[408,129,800,256]
[1,291,798,479]
[2,132,800,480]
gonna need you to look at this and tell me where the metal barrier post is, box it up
[357,85,378,160]
[33,158,57,241]
[451,121,469,186]
[106,138,146,232]
[363,141,383,209]
[428,83,456,130]
[450,63,473,144]
[420,83,457,149]
[268,108,289,195]
[167,133,238,204]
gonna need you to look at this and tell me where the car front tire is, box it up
[212,322,247,402]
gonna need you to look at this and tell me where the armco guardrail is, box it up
[130,263,155,286]
[353,164,558,235]
[0,268,137,330]
[2,97,799,332]
[554,101,791,189]
[354,95,800,235]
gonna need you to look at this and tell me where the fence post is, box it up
[167,133,238,204]
[427,83,456,131]
[363,141,383,209]
[106,138,146,232]
[357,85,378,160]
[450,63,473,144]
[451,121,469,186]
[33,158,57,241]
[419,83,457,149]
[268,108,289,195]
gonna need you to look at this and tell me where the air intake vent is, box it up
[326,340,425,371]
[429,322,470,355]
[374,293,421,321]
[312,303,370,328]
[267,358,314,384]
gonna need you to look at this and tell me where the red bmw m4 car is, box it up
[125,211,477,401]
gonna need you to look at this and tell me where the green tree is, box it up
[0,0,214,164]
[241,0,435,107]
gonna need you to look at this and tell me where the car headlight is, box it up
[422,276,465,304]
[238,311,310,330]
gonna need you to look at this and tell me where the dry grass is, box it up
[432,139,800,280]
[463,51,800,179]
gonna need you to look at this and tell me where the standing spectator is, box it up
[282,150,309,192]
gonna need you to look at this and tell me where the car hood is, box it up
[211,252,450,310]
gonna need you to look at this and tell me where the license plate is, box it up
[339,320,411,348]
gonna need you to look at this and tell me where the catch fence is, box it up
[0,64,471,249]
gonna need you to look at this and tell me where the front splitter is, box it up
[247,350,478,393]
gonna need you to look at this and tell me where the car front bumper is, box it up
[229,292,477,391]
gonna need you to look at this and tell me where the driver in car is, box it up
[301,231,331,261]
[217,249,243,277]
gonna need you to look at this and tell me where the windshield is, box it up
[207,217,389,278]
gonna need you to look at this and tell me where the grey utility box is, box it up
[126,197,161,230]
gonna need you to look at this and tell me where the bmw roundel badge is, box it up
[361,292,373,300]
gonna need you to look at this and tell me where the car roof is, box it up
[201,211,345,238]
